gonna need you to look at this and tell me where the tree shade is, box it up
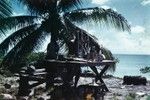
[0,0,130,72]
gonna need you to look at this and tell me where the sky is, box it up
[11,0,150,54]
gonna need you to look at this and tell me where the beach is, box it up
[0,0,150,99]
[0,75,150,100]
[104,77,150,100]
[1,54,150,99]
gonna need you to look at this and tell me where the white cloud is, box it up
[101,31,150,54]
[92,0,109,5]
[23,6,27,10]
[86,27,150,54]
[141,0,150,6]
[101,31,139,54]
[101,5,110,9]
[77,21,150,54]
[13,12,24,16]
[101,5,117,11]
[131,25,145,34]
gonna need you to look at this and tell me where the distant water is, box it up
[113,54,150,80]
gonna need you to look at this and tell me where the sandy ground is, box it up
[104,77,150,100]
[77,77,150,100]
[0,75,150,100]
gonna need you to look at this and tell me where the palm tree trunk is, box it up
[45,6,60,60]
[46,33,59,59]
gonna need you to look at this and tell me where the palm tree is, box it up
[0,0,12,34]
[0,0,130,72]
[0,0,12,18]
[0,0,12,73]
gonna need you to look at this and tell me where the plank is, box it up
[42,60,116,67]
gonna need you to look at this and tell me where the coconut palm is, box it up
[0,0,12,35]
[0,0,12,18]
[0,0,130,72]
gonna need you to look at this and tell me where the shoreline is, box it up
[0,75,150,99]
[104,77,150,100]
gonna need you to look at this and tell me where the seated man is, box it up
[87,46,105,62]
[96,49,106,62]
[87,46,97,61]
[45,41,59,59]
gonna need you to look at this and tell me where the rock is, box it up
[123,76,147,85]
[0,94,13,99]
[37,97,45,100]
[26,65,35,75]
[136,92,146,97]
[29,89,34,96]
[16,96,28,100]
[4,83,11,89]
[120,86,125,89]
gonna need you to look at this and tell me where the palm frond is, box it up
[64,18,116,72]
[101,47,116,72]
[64,18,100,53]
[18,0,57,14]
[65,7,130,31]
[60,0,83,11]
[0,24,38,55]
[0,16,40,35]
[18,0,83,13]
[1,26,47,72]
[0,0,12,18]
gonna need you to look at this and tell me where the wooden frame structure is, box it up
[43,60,115,91]
[17,59,115,98]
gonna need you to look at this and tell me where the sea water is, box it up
[113,54,150,80]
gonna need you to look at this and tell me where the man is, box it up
[45,40,59,60]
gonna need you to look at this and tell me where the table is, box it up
[42,59,115,92]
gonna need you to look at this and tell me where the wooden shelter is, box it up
[17,18,116,99]
[17,59,115,99]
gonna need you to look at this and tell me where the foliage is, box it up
[140,66,150,74]
[125,96,135,100]
[0,0,130,72]
[0,0,12,18]
[112,93,120,100]
[147,95,150,100]
[0,52,45,74]
[0,95,4,100]
[125,93,136,100]
[101,47,117,72]
[26,52,45,63]
[0,68,13,76]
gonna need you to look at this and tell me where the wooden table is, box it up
[17,59,115,96]
[42,59,115,92]
[43,60,115,66]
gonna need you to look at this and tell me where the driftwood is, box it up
[77,84,105,100]
[123,76,147,85]
[17,67,48,96]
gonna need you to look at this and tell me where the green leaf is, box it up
[66,7,130,31]
[140,66,150,73]
[64,18,116,72]
[0,24,38,55]
[18,0,83,14]
[101,47,116,72]
[64,17,100,51]
[60,0,83,11]
[0,16,40,35]
[0,0,12,18]
[1,26,47,71]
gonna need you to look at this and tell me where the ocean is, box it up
[113,54,150,80]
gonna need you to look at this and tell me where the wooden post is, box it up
[90,65,109,92]
[18,75,31,96]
